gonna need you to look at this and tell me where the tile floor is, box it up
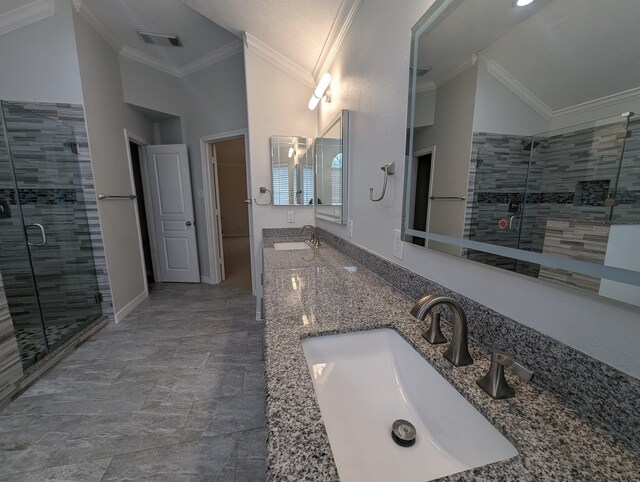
[0,282,266,481]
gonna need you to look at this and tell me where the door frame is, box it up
[200,129,255,294]
[123,129,160,294]
[414,145,436,236]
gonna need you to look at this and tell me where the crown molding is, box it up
[72,0,120,51]
[244,32,315,88]
[415,80,436,93]
[486,59,553,121]
[553,86,640,120]
[119,46,183,78]
[435,54,478,88]
[181,40,242,77]
[313,0,362,81]
[0,0,54,37]
[74,0,240,79]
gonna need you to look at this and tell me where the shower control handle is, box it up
[509,215,521,232]
[26,223,47,247]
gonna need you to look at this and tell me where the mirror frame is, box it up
[401,0,640,292]
[315,109,349,225]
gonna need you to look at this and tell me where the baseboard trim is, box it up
[115,290,147,322]
[200,275,214,284]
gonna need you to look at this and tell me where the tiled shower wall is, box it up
[0,101,112,333]
[0,273,22,401]
[464,117,640,284]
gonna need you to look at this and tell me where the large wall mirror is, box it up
[403,0,640,308]
[270,136,314,205]
[316,110,349,224]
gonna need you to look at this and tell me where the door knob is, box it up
[243,200,252,204]
[185,221,192,226]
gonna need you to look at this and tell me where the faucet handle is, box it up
[477,350,533,399]
[422,309,446,345]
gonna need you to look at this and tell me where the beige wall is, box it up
[244,47,317,300]
[73,10,154,319]
[216,138,249,237]
[414,64,478,255]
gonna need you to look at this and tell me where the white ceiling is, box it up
[181,0,344,75]
[419,0,640,111]
[481,0,640,111]
[418,0,553,85]
[0,0,31,15]
[82,0,238,69]
[1,0,357,82]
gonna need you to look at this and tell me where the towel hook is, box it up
[369,162,395,202]
[254,186,273,206]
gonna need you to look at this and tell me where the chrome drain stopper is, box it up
[391,419,416,447]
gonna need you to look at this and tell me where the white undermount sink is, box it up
[302,329,518,482]
[273,241,311,250]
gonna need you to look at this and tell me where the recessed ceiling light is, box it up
[514,0,535,6]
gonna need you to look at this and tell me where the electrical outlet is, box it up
[393,229,403,259]
[347,219,353,238]
[287,211,295,223]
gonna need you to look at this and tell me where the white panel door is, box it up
[145,144,200,282]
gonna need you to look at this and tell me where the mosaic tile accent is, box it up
[575,180,610,207]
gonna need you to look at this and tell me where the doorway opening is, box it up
[206,136,252,291]
[411,151,433,247]
[128,140,155,284]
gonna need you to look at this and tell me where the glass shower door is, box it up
[2,102,102,356]
[0,109,48,367]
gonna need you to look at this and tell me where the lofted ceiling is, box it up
[81,0,239,69]
[480,0,640,112]
[418,0,640,114]
[181,0,344,76]
[1,0,358,82]
[0,0,30,15]
[417,0,553,86]
[76,0,354,81]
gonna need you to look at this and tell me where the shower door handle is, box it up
[26,223,47,246]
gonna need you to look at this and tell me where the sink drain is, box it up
[391,419,416,447]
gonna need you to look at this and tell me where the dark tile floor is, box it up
[0,282,266,481]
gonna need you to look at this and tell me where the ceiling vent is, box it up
[137,30,183,47]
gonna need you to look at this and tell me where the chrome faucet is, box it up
[300,224,321,247]
[410,294,473,367]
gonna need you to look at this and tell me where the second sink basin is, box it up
[302,329,518,482]
[273,241,311,250]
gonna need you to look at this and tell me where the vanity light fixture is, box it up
[514,0,535,6]
[308,73,332,110]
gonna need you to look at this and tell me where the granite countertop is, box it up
[262,242,639,481]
